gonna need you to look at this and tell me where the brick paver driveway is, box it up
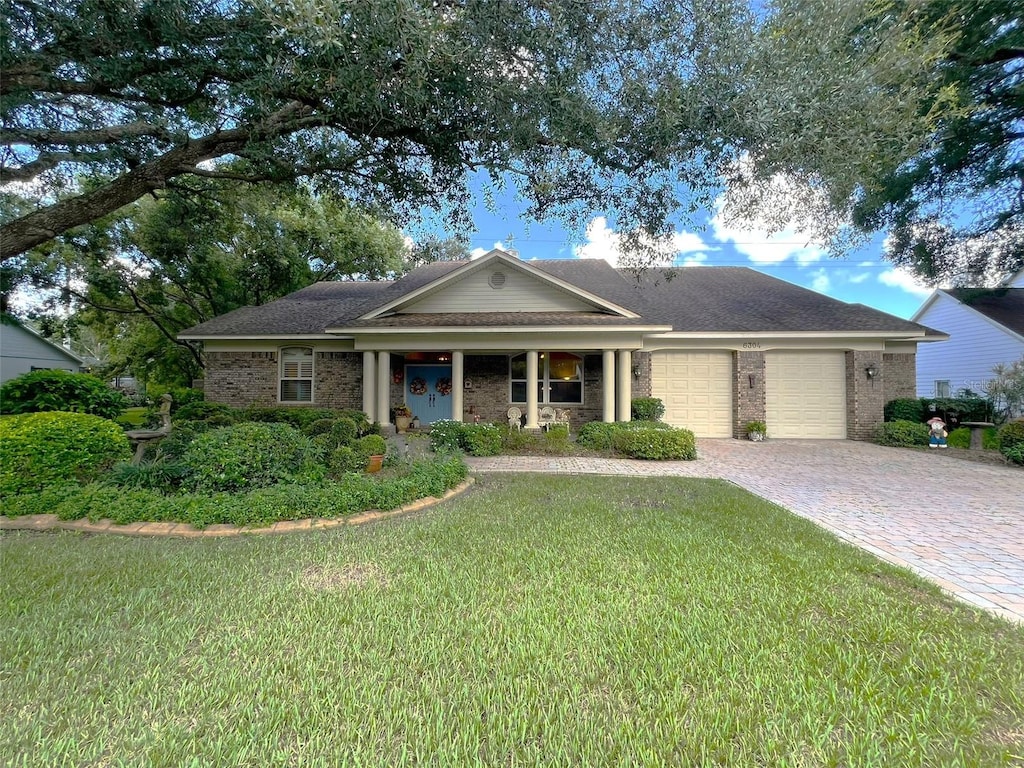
[466,441,1024,623]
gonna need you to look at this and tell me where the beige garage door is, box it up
[765,351,846,438]
[650,351,732,437]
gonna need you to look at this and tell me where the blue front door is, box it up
[405,364,453,424]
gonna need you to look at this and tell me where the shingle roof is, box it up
[945,288,1024,336]
[179,259,938,338]
[625,267,941,334]
[179,281,391,337]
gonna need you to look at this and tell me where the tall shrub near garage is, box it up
[0,412,132,496]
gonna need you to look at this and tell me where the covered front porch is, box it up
[358,347,645,429]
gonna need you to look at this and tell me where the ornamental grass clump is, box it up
[0,411,132,495]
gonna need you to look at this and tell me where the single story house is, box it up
[911,268,1024,399]
[180,249,944,439]
[1,314,86,384]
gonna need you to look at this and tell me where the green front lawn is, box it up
[2,476,1022,766]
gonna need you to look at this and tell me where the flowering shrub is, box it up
[428,420,501,455]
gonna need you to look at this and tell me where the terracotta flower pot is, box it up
[365,454,384,473]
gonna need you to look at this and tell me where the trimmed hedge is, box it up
[0,370,128,419]
[613,424,697,460]
[630,397,665,422]
[876,420,930,447]
[0,412,133,496]
[2,456,469,529]
[946,427,999,450]
[884,396,994,427]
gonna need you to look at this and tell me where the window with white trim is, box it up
[510,352,583,404]
[280,347,314,402]
[934,379,950,398]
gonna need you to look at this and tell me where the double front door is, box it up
[404,364,453,424]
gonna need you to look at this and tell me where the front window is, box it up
[934,380,950,398]
[280,347,313,402]
[510,352,583,404]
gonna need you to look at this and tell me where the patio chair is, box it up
[507,406,523,430]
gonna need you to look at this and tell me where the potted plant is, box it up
[393,404,413,433]
[359,434,388,473]
[745,420,767,442]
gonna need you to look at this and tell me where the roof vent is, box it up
[488,271,507,289]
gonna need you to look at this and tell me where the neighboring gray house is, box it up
[0,316,86,384]
[911,268,1024,398]
[180,249,946,440]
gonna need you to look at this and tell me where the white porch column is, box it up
[451,350,464,422]
[362,351,376,423]
[616,350,632,422]
[376,351,391,426]
[602,349,616,422]
[525,350,540,428]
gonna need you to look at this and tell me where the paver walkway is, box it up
[466,441,1024,624]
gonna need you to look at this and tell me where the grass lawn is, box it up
[2,475,1022,766]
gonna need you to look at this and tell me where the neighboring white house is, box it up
[911,268,1024,397]
[0,316,86,383]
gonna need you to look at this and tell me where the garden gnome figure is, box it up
[927,417,948,449]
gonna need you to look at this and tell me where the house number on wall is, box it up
[741,342,763,349]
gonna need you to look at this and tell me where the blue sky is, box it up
[411,178,934,320]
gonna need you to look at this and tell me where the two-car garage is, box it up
[650,350,847,438]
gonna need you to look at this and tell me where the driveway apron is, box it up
[465,440,1024,624]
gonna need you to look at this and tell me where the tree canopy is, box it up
[1,0,752,258]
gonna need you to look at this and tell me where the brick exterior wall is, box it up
[632,351,652,399]
[205,351,278,407]
[845,350,886,440]
[883,352,917,402]
[204,349,363,410]
[733,351,766,438]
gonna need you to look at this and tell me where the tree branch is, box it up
[3,122,176,147]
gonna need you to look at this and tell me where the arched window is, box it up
[280,347,314,402]
[509,352,583,404]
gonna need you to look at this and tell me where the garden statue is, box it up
[927,417,948,449]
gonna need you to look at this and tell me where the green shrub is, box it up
[876,420,930,447]
[330,417,359,446]
[0,370,128,419]
[630,397,665,422]
[3,455,468,528]
[182,422,317,492]
[576,421,624,450]
[464,423,502,456]
[305,418,337,437]
[356,434,388,457]
[1001,443,1024,466]
[174,401,236,423]
[946,427,970,449]
[884,398,924,423]
[430,419,468,452]
[998,419,1024,452]
[105,460,192,492]
[0,412,133,495]
[613,425,697,460]
[328,446,365,477]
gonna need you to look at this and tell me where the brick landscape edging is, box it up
[0,478,475,538]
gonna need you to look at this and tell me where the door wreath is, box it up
[409,377,427,395]
[435,377,453,396]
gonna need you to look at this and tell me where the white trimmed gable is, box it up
[911,290,1024,396]
[362,250,638,318]
[1006,268,1024,288]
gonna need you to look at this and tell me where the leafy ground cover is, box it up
[2,475,1022,766]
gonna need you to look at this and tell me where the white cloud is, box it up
[810,268,830,292]
[710,196,825,266]
[470,241,508,259]
[573,216,715,268]
[878,268,931,296]
[857,261,875,267]
[849,272,870,284]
